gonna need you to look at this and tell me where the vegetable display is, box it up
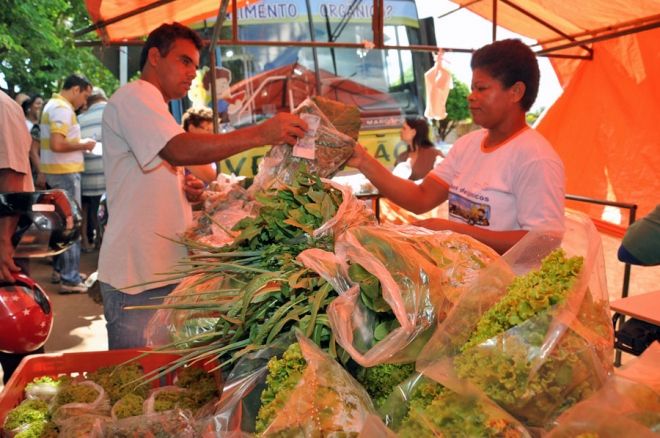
[392,376,526,438]
[299,224,500,366]
[3,156,627,435]
[139,169,374,377]
[450,248,612,427]
[254,335,376,436]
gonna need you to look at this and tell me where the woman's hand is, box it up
[347,142,369,169]
[183,174,205,203]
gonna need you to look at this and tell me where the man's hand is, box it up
[35,172,47,189]
[183,173,205,203]
[0,250,20,283]
[259,113,308,146]
[79,138,96,152]
[347,142,369,169]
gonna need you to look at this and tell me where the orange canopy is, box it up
[83,0,251,42]
[450,0,660,220]
[82,0,660,219]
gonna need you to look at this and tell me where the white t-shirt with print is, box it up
[99,80,192,294]
[429,127,565,233]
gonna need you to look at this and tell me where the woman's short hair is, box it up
[182,107,213,131]
[405,116,434,149]
[471,39,540,111]
[139,22,203,71]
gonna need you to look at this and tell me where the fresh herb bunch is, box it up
[454,249,606,426]
[174,366,219,410]
[131,168,348,384]
[253,337,375,436]
[389,376,523,438]
[53,382,99,407]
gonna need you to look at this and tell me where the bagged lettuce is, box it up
[417,211,614,428]
[204,332,376,436]
[546,343,660,437]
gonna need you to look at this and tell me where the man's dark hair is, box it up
[140,22,204,71]
[471,39,540,112]
[62,74,92,91]
[181,107,213,131]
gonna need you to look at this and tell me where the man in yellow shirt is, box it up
[40,74,96,293]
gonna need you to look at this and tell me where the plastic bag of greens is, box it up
[299,223,500,366]
[249,98,356,192]
[51,381,111,423]
[416,211,613,428]
[372,371,530,438]
[102,409,196,437]
[205,332,376,436]
[2,399,55,438]
[313,179,376,239]
[56,413,110,438]
[546,376,660,437]
[546,342,660,437]
[145,273,231,348]
[24,376,72,404]
[197,337,289,436]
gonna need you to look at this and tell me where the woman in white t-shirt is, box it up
[349,39,565,254]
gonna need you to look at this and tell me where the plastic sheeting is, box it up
[537,28,660,220]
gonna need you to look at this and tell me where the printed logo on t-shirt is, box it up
[448,192,491,226]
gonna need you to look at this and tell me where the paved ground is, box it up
[1,230,658,388]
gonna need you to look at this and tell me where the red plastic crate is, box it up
[0,348,217,423]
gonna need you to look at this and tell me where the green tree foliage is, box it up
[432,75,471,141]
[0,0,118,97]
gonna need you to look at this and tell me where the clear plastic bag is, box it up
[547,344,660,437]
[249,98,356,192]
[204,332,376,436]
[299,223,500,366]
[313,179,377,240]
[102,409,196,437]
[374,372,530,437]
[188,174,257,249]
[145,273,230,347]
[416,211,614,428]
[56,413,111,438]
[51,381,111,423]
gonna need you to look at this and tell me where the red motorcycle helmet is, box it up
[0,272,53,353]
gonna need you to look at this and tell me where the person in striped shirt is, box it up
[39,74,96,293]
[79,87,107,252]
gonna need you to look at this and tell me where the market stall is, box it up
[2,1,659,435]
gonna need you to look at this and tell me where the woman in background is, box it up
[393,115,444,181]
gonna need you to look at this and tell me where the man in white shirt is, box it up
[99,22,307,349]
[0,89,42,382]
